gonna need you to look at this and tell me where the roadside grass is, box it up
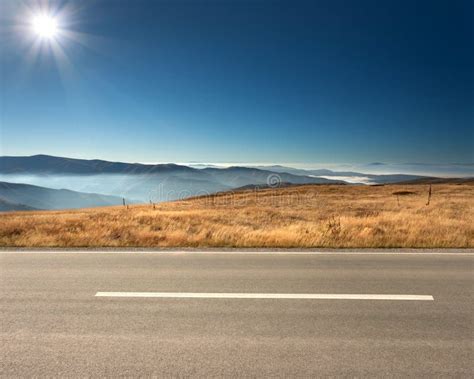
[0,183,472,248]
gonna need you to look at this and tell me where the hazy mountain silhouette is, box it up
[0,197,38,212]
[0,155,196,175]
[0,181,128,211]
[0,155,343,203]
[252,165,427,184]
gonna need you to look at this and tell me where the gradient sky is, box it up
[0,0,472,164]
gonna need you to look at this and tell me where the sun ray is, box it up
[3,0,124,100]
[6,1,84,87]
[50,36,79,91]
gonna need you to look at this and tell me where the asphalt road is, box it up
[1,250,473,377]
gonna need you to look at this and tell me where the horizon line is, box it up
[1,154,473,168]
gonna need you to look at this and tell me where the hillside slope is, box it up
[0,181,127,210]
[1,183,472,248]
[0,198,37,212]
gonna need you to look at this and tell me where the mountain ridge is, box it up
[0,155,343,203]
[0,181,130,211]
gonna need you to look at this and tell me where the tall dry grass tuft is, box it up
[0,184,472,248]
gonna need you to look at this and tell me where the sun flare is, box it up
[32,14,58,39]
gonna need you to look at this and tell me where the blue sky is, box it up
[0,0,472,164]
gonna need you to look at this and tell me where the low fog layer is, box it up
[0,170,338,204]
[1,155,471,211]
[0,174,227,203]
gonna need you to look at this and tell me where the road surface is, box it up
[1,250,473,377]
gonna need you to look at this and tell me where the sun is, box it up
[32,14,58,39]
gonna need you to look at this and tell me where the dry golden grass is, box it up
[0,183,473,248]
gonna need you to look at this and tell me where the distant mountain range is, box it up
[189,162,474,179]
[0,155,342,209]
[0,155,197,175]
[0,181,126,211]
[1,155,471,211]
[249,165,429,184]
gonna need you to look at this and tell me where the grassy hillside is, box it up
[0,183,472,248]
